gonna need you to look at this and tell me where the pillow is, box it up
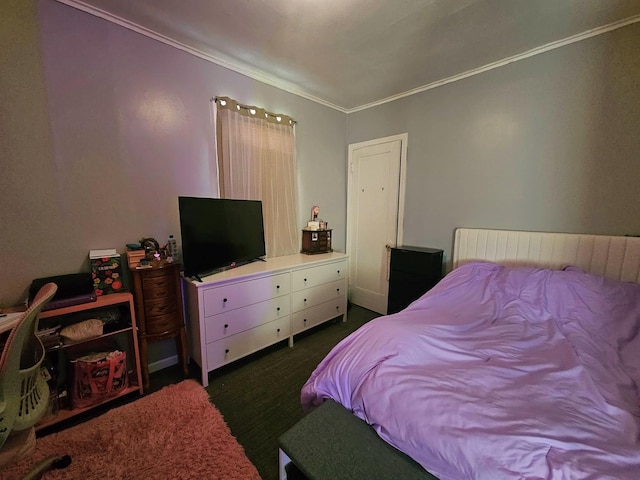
[60,319,103,343]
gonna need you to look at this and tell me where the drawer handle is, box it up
[303,298,307,303]
[337,270,340,275]
[224,324,229,329]
[225,348,229,354]
[304,278,307,282]
[277,307,280,311]
[277,328,281,333]
[276,285,280,289]
[336,288,340,293]
[303,319,307,323]
[223,298,228,303]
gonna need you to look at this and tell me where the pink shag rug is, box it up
[0,380,261,480]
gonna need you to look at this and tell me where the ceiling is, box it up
[59,0,640,112]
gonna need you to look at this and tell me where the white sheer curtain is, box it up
[214,97,299,258]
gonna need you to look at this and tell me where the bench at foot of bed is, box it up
[278,399,437,480]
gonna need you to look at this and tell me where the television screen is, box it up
[178,197,266,278]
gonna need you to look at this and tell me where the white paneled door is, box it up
[347,134,407,314]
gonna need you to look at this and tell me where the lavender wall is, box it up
[0,0,346,365]
[1,0,346,311]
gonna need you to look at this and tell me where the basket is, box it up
[71,350,128,409]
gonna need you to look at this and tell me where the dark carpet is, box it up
[205,304,379,480]
[37,304,379,480]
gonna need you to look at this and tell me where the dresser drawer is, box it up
[205,296,291,343]
[203,273,290,316]
[144,297,177,317]
[140,267,174,279]
[206,316,291,370]
[292,298,347,334]
[142,275,176,300]
[145,311,180,336]
[291,260,347,291]
[291,278,346,313]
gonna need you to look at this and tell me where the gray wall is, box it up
[348,22,640,268]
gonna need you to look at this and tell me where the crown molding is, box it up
[54,1,640,115]
[345,14,640,113]
[54,0,348,113]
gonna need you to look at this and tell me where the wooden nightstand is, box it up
[130,262,189,389]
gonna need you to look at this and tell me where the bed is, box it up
[298,228,640,479]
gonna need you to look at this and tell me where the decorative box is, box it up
[301,229,333,255]
[126,250,147,269]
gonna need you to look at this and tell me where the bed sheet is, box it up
[301,261,640,479]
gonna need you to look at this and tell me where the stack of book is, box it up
[37,324,62,350]
[126,248,147,269]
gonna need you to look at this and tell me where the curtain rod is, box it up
[213,96,296,125]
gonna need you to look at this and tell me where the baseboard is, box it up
[148,355,179,374]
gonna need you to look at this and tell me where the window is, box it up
[214,97,298,258]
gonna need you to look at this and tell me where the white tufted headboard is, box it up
[453,228,640,283]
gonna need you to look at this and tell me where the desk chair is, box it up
[0,283,70,475]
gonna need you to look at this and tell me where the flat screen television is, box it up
[178,196,266,279]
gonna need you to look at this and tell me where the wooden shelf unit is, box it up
[35,292,143,431]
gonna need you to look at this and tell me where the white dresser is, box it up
[182,252,348,386]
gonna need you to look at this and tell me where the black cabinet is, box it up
[387,246,443,314]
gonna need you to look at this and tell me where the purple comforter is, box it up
[301,262,640,479]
